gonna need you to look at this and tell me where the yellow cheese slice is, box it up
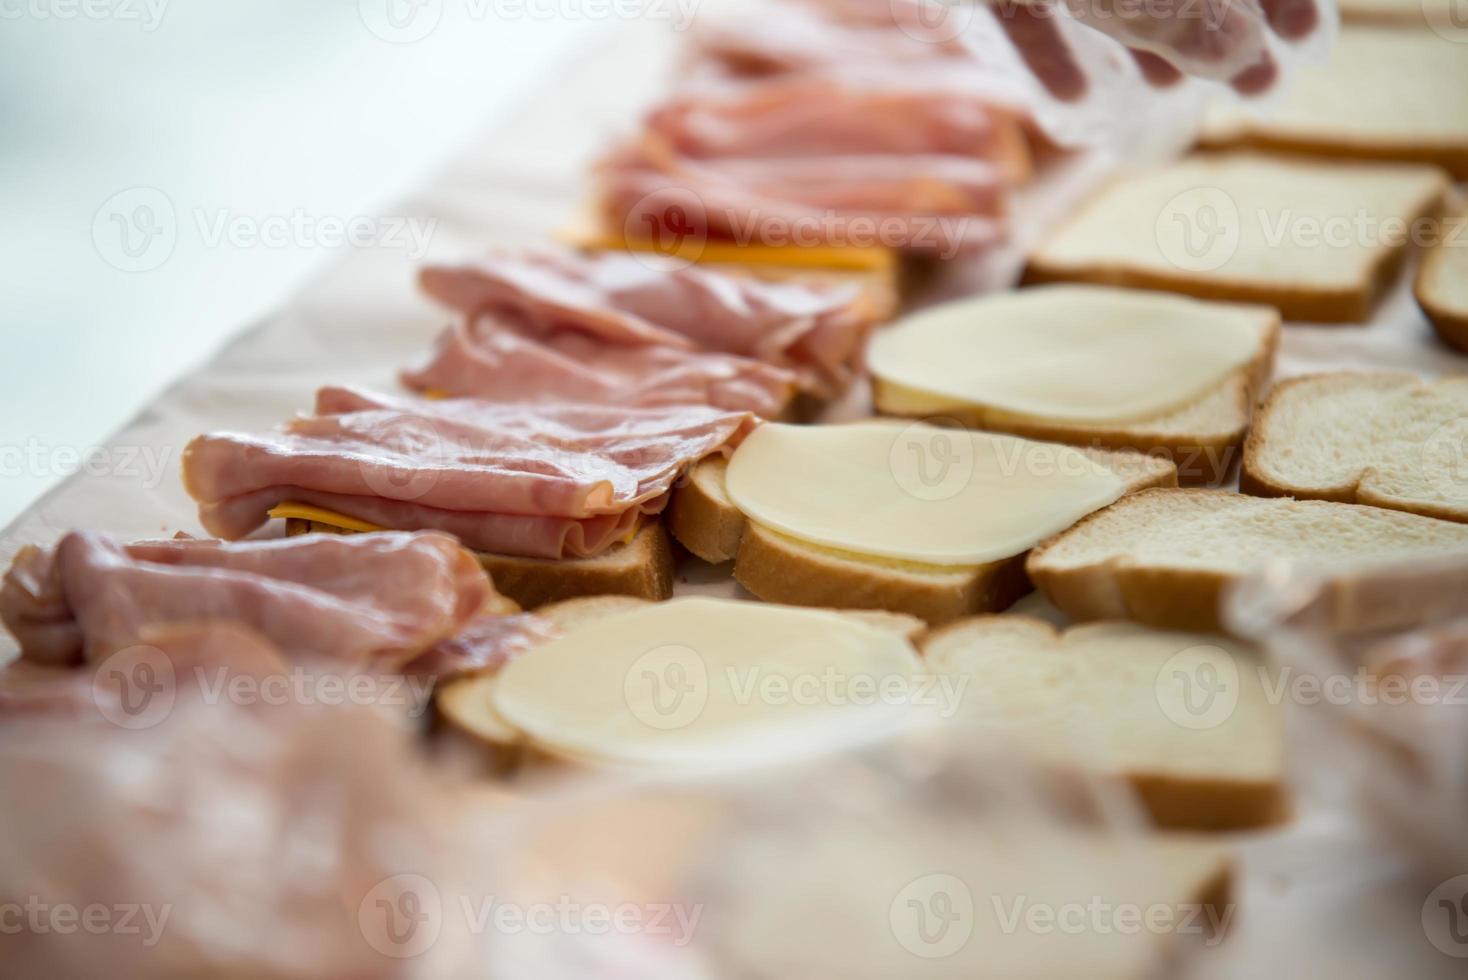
[560,219,898,274]
[725,422,1128,566]
[867,285,1269,424]
[491,597,923,770]
[268,503,385,534]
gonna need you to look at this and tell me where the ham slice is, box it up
[0,530,498,668]
[401,315,796,417]
[418,248,873,399]
[183,387,756,558]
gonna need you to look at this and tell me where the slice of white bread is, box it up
[1025,153,1450,323]
[871,288,1281,486]
[923,617,1287,830]
[1241,372,1468,522]
[436,596,927,772]
[1415,215,1468,353]
[284,517,674,609]
[1027,488,1468,634]
[667,449,1177,626]
[714,826,1234,978]
[1201,27,1468,180]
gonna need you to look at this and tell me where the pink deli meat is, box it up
[182,387,756,558]
[0,530,498,668]
[416,248,873,399]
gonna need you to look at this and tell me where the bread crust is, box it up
[285,518,674,609]
[1415,225,1468,354]
[874,314,1279,486]
[669,447,1177,626]
[1196,137,1468,184]
[1026,489,1247,635]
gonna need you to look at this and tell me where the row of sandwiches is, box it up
[3,0,1467,919]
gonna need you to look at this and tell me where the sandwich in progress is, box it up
[1028,489,1468,634]
[437,596,926,772]
[868,285,1280,484]
[1242,372,1468,522]
[1202,26,1468,179]
[1026,153,1449,323]
[667,421,1176,624]
[182,387,756,608]
[1415,216,1468,353]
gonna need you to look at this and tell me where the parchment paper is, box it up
[3,13,1466,977]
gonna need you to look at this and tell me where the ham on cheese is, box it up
[182,387,756,559]
[0,530,502,669]
[416,248,874,400]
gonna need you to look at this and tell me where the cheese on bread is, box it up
[725,422,1128,566]
[487,597,922,770]
[869,285,1271,425]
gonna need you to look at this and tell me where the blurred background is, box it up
[0,2,604,525]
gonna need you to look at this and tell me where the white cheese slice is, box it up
[491,597,923,771]
[725,421,1128,566]
[868,285,1269,424]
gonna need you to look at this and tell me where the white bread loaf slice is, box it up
[436,596,927,772]
[1201,27,1468,180]
[871,286,1280,485]
[1025,153,1449,323]
[1415,214,1468,353]
[667,447,1177,626]
[285,517,674,609]
[1241,372,1468,522]
[1027,488,1468,633]
[923,617,1287,830]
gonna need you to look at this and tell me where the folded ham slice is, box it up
[183,387,756,558]
[402,315,796,417]
[418,248,872,399]
[0,530,498,668]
